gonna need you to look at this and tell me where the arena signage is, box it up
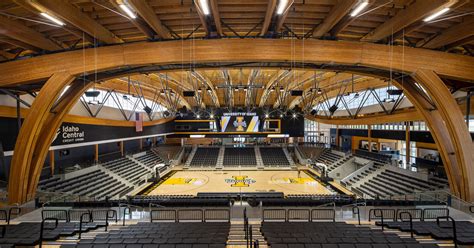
[225,176,256,187]
[54,125,85,144]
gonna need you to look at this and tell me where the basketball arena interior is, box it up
[0,0,474,247]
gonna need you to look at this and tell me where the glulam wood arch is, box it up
[3,39,474,203]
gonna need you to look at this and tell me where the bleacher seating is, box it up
[190,147,220,167]
[0,221,101,247]
[223,147,257,167]
[314,149,354,172]
[135,151,165,168]
[102,157,150,185]
[298,145,326,160]
[74,222,229,247]
[261,222,439,247]
[260,147,290,167]
[152,145,182,163]
[38,170,133,200]
[345,159,449,199]
[380,220,474,245]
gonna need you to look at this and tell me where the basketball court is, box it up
[147,170,333,196]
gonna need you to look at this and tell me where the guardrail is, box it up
[150,208,230,223]
[262,208,335,222]
[437,216,457,248]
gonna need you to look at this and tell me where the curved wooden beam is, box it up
[409,70,474,201]
[8,72,75,204]
[306,108,421,125]
[1,39,474,87]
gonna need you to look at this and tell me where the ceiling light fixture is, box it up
[265,114,269,118]
[424,8,450,22]
[40,13,65,26]
[276,0,289,15]
[350,0,369,17]
[119,4,137,19]
[197,0,211,15]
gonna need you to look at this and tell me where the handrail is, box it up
[373,209,385,231]
[352,206,361,225]
[248,225,253,248]
[78,212,91,239]
[398,211,414,238]
[104,209,116,231]
[8,206,21,224]
[436,216,457,248]
[39,217,59,248]
[118,203,144,226]
[254,239,259,248]
[0,225,5,238]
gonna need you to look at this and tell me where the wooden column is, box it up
[120,141,124,156]
[405,121,411,167]
[8,72,75,204]
[398,71,474,201]
[335,125,340,147]
[94,144,99,162]
[139,138,143,150]
[49,150,55,176]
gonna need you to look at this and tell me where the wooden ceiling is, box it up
[0,0,472,108]
[0,0,473,59]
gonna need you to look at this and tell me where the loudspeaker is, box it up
[143,106,152,114]
[291,90,303,96]
[329,105,338,114]
[183,91,195,97]
[85,91,100,97]
[310,109,317,115]
[387,89,404,95]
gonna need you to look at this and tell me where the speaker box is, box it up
[183,91,195,97]
[291,90,303,96]
[143,106,152,114]
[85,91,100,97]
[329,105,338,113]
[387,89,404,95]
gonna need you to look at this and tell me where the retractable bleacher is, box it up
[223,147,257,167]
[259,147,290,167]
[189,147,219,167]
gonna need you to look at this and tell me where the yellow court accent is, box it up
[279,178,317,184]
[163,178,197,185]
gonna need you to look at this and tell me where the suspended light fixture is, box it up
[119,4,137,19]
[40,13,65,26]
[276,0,289,15]
[424,8,450,22]
[197,0,210,15]
[265,114,269,118]
[350,0,369,17]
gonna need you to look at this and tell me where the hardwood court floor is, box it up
[148,170,333,196]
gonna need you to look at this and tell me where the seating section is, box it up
[298,145,326,160]
[190,147,220,167]
[38,170,133,200]
[261,222,439,247]
[345,159,448,199]
[223,147,257,167]
[260,147,290,167]
[74,222,229,247]
[102,157,150,185]
[380,220,474,245]
[135,151,165,168]
[152,145,182,163]
[0,222,101,247]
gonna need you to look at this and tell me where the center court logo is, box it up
[225,176,256,187]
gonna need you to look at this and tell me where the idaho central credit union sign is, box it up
[53,125,85,144]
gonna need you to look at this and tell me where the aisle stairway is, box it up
[226,221,267,247]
